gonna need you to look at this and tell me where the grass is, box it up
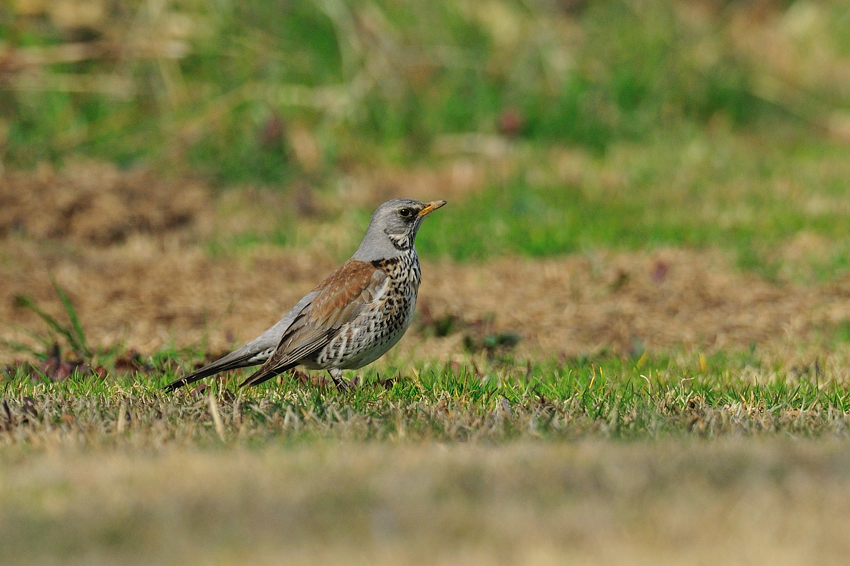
[416,134,850,271]
[3,355,850,564]
[3,269,849,562]
[4,1,850,279]
[205,129,850,280]
[3,351,850,446]
[3,1,849,181]
[5,439,850,565]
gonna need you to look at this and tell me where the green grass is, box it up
[3,350,849,446]
[3,1,849,182]
[4,344,850,564]
[416,134,850,271]
[194,127,850,280]
[5,348,850,564]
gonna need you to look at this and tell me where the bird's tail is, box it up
[163,353,261,392]
[238,361,299,388]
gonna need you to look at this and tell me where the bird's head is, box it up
[353,198,447,260]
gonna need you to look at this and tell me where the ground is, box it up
[5,441,850,566]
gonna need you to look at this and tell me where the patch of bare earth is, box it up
[419,251,850,363]
[0,161,213,246]
[3,240,850,369]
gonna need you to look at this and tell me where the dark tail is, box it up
[163,356,261,392]
[239,362,299,388]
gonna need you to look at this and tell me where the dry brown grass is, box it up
[4,235,850,368]
[3,440,850,565]
[0,161,213,246]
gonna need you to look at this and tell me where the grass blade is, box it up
[50,279,90,358]
[0,338,46,358]
[14,295,77,351]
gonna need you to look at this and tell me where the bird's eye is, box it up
[398,208,413,218]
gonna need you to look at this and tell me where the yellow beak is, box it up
[417,200,447,217]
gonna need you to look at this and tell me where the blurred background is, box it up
[2,0,850,361]
[2,0,850,259]
[2,0,849,173]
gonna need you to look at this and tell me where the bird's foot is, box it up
[328,369,360,392]
[328,369,353,392]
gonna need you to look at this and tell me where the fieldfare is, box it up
[164,198,446,391]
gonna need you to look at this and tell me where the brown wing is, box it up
[240,260,388,387]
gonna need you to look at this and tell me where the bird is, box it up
[164,198,446,392]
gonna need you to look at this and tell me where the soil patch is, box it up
[0,162,213,246]
[2,239,850,367]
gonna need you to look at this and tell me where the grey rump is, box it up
[164,198,446,391]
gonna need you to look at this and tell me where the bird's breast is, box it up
[307,252,421,370]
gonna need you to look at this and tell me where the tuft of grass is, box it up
[8,280,90,361]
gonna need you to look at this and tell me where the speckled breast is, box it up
[307,251,422,370]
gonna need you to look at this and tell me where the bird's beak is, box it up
[418,200,447,217]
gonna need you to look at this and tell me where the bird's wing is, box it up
[162,291,320,391]
[240,260,388,387]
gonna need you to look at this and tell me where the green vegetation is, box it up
[3,347,850,564]
[418,138,850,266]
[5,0,849,168]
[2,349,849,445]
[6,0,815,175]
[4,280,848,447]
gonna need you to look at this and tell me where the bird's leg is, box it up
[328,368,349,391]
